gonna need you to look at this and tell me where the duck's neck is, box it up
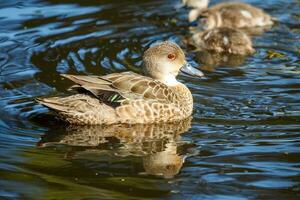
[161,75,180,86]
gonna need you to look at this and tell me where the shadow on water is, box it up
[0,0,300,199]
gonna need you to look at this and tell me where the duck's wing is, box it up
[210,3,268,19]
[61,72,175,104]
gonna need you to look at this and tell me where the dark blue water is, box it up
[0,0,300,199]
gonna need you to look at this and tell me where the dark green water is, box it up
[0,0,300,199]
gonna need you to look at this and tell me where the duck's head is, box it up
[182,0,209,10]
[182,0,209,22]
[143,41,204,86]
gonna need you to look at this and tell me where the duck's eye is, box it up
[167,53,176,60]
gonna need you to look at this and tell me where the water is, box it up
[0,0,300,199]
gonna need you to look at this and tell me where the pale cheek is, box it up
[176,61,184,71]
[240,10,252,19]
[189,9,200,22]
[156,60,172,73]
[223,36,229,45]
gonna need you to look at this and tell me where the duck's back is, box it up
[201,2,273,29]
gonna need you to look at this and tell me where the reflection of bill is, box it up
[38,117,192,178]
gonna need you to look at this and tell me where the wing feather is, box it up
[61,72,175,103]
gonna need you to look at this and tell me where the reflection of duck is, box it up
[183,0,274,30]
[36,42,204,125]
[38,117,192,179]
[143,141,183,179]
[190,27,254,55]
[38,117,192,147]
[196,51,247,69]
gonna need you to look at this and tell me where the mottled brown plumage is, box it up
[36,42,204,125]
[183,0,274,29]
[190,27,255,55]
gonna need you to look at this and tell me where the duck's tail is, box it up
[36,94,117,125]
[36,97,69,112]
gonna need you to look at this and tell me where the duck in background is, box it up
[189,27,255,55]
[182,0,274,30]
[181,0,271,68]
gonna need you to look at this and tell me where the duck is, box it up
[189,27,255,55]
[36,41,204,125]
[182,0,274,30]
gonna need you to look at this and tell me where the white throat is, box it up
[162,74,180,86]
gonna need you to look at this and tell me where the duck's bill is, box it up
[180,62,204,78]
[188,20,199,27]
